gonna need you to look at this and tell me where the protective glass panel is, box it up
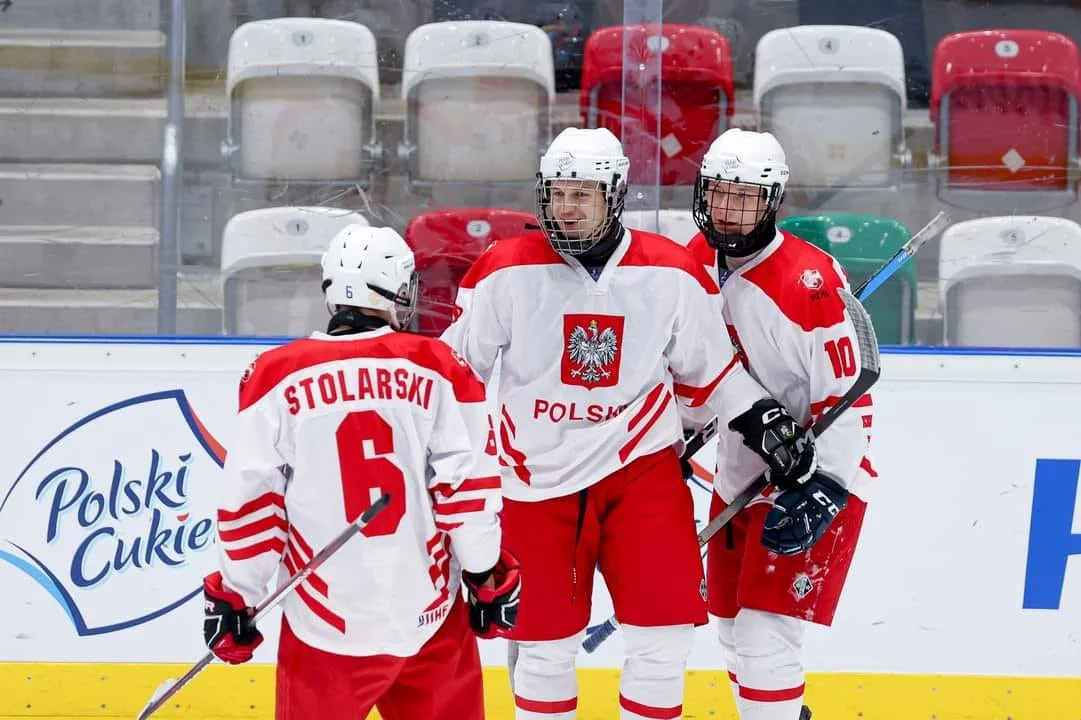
[948,274,1081,348]
[1,0,1079,351]
[236,77,372,181]
[414,77,545,183]
[764,83,898,189]
[227,266,325,337]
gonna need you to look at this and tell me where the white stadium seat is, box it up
[754,25,908,190]
[223,18,382,186]
[398,21,555,185]
[939,215,1081,348]
[221,206,369,337]
[622,209,699,246]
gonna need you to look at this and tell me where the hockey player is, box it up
[687,128,876,720]
[202,224,522,720]
[442,127,818,720]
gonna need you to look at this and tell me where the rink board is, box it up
[0,338,1080,718]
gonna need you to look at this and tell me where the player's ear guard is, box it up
[463,547,521,639]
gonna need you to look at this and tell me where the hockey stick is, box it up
[582,287,882,653]
[136,494,392,720]
[677,210,948,465]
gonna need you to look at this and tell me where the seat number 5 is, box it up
[336,410,407,537]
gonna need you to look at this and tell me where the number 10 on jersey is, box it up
[824,337,857,379]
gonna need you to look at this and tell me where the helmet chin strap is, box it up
[327,307,390,335]
[716,211,778,259]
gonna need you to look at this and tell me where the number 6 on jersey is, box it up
[337,410,406,537]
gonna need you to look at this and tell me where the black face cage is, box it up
[692,174,783,257]
[369,270,420,328]
[535,175,627,255]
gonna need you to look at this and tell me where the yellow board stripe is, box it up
[2,663,1080,719]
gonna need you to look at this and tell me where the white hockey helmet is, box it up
[535,127,630,255]
[694,128,790,257]
[321,224,418,329]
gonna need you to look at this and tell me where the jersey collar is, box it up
[728,230,785,278]
[310,326,396,342]
[561,226,632,294]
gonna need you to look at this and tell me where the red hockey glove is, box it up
[462,548,521,639]
[203,571,263,664]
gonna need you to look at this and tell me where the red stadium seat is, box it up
[931,30,1081,203]
[405,208,536,338]
[580,24,734,186]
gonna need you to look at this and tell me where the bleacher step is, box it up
[0,96,226,166]
[0,0,160,31]
[0,226,157,289]
[0,163,159,226]
[0,282,222,335]
[0,29,165,97]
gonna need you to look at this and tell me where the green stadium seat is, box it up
[778,213,916,344]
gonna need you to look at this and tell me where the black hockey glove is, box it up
[761,472,849,556]
[728,399,817,491]
[203,571,263,664]
[463,548,521,639]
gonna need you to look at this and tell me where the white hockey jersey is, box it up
[441,228,769,502]
[215,327,502,658]
[687,230,876,504]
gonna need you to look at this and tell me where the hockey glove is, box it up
[463,548,521,639]
[728,399,817,491]
[203,571,263,664]
[761,472,849,556]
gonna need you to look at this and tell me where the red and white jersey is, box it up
[441,228,768,502]
[687,230,876,503]
[215,327,502,658]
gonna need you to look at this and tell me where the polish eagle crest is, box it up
[567,319,619,384]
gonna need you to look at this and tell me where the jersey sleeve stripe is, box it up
[859,456,878,478]
[434,498,488,515]
[499,408,532,484]
[628,383,666,432]
[809,392,873,418]
[673,355,739,408]
[287,536,330,597]
[295,582,346,633]
[217,491,285,522]
[619,390,673,463]
[290,524,315,559]
[218,513,288,542]
[432,475,502,497]
[223,536,285,561]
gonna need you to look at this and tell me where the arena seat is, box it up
[754,25,909,192]
[221,206,368,337]
[405,207,536,337]
[580,24,734,186]
[222,18,382,188]
[397,21,555,187]
[938,215,1081,348]
[930,30,1081,211]
[778,212,916,344]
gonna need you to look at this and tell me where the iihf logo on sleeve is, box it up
[0,390,225,635]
